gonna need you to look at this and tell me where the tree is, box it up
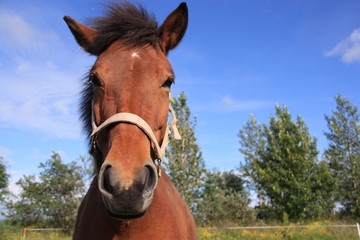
[239,105,335,220]
[5,152,86,230]
[222,170,247,194]
[164,92,205,213]
[0,156,9,202]
[238,114,266,206]
[324,95,360,217]
[196,169,254,226]
[78,154,95,188]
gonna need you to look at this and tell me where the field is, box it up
[1,230,71,240]
[1,221,358,240]
[197,224,359,240]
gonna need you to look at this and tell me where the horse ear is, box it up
[63,16,97,54]
[159,2,188,54]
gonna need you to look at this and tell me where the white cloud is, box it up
[32,148,40,154]
[219,95,272,112]
[53,99,73,115]
[0,13,34,46]
[0,65,82,138]
[0,146,11,158]
[0,8,91,139]
[16,61,30,73]
[0,10,58,56]
[325,28,360,63]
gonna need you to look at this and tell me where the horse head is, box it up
[64,2,187,220]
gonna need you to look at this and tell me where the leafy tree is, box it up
[222,170,247,194]
[324,95,360,217]
[238,114,266,206]
[78,154,95,188]
[5,152,86,230]
[239,105,335,220]
[164,92,206,213]
[0,156,9,202]
[196,169,254,225]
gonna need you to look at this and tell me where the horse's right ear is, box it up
[63,16,97,54]
[158,2,188,54]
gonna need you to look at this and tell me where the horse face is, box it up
[91,42,172,219]
[64,3,188,219]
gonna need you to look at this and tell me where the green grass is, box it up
[1,221,358,240]
[0,222,71,240]
[197,221,359,240]
[1,229,71,240]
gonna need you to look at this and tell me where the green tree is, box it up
[238,114,266,206]
[78,154,95,188]
[5,152,86,230]
[239,105,334,220]
[324,95,360,217]
[164,92,205,213]
[222,170,247,194]
[196,169,254,225]
[0,156,9,202]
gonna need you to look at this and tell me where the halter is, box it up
[90,94,181,177]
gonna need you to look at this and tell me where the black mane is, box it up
[79,2,159,147]
[89,1,158,54]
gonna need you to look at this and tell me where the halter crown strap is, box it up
[90,94,181,176]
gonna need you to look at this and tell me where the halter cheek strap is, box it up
[90,94,181,177]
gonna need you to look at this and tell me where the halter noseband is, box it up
[90,94,181,177]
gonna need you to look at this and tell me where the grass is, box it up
[0,221,358,239]
[0,223,71,240]
[197,221,359,240]
[1,230,71,240]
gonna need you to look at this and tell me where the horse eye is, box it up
[162,78,174,88]
[89,74,101,87]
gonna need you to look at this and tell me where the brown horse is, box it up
[63,2,196,239]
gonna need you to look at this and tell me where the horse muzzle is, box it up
[98,160,158,220]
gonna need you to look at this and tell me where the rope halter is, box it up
[90,94,181,177]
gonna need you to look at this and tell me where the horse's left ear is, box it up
[159,2,188,54]
[63,16,97,55]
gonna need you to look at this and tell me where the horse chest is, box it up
[73,177,196,240]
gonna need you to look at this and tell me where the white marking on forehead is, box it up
[131,52,140,58]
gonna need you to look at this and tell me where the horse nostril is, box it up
[100,164,114,195]
[143,164,158,193]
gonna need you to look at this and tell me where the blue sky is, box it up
[1,0,360,195]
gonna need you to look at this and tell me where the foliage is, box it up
[164,92,206,213]
[239,105,335,221]
[0,156,9,202]
[196,169,255,226]
[4,152,86,230]
[323,95,360,217]
[222,170,247,194]
[238,114,266,205]
[78,154,95,188]
[164,92,254,224]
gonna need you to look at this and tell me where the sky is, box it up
[1,0,360,196]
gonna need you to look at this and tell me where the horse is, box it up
[63,2,196,239]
